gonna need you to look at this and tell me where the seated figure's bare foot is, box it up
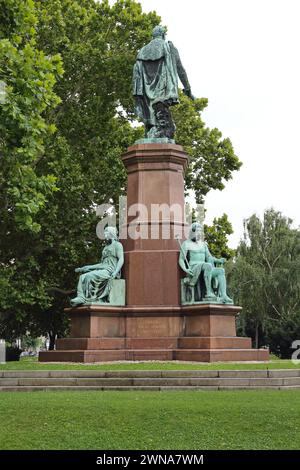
[220,295,233,304]
[204,292,217,301]
[70,296,85,307]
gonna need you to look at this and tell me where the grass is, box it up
[1,356,300,370]
[0,390,300,450]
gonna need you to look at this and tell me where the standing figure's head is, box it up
[189,222,204,242]
[152,25,166,40]
[104,226,118,241]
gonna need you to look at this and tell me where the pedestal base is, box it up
[39,304,269,363]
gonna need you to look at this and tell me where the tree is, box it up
[204,214,235,259]
[228,209,300,355]
[0,0,63,342]
[0,0,63,233]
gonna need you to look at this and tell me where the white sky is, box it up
[137,0,300,247]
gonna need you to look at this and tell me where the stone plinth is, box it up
[39,304,269,363]
[120,144,188,307]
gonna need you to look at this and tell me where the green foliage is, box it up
[0,0,63,232]
[204,214,235,259]
[228,209,300,356]
[0,0,37,43]
[0,0,64,342]
[21,334,42,350]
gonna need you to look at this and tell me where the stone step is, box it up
[0,383,300,392]
[0,369,219,378]
[1,375,300,389]
[174,349,269,362]
[56,338,179,350]
[39,348,270,363]
[178,337,252,349]
[1,369,299,379]
[56,337,253,351]
[1,368,300,391]
[56,338,125,350]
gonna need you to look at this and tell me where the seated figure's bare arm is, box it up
[179,241,193,276]
[75,263,102,273]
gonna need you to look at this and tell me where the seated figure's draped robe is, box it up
[73,241,122,305]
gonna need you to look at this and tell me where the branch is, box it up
[263,287,283,318]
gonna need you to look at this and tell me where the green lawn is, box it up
[1,356,300,370]
[0,390,300,450]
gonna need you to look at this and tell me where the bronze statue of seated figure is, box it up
[178,222,233,304]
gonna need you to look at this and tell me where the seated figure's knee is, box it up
[202,262,212,271]
[82,272,92,281]
[215,267,225,274]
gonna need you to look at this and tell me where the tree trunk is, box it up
[48,332,56,350]
[255,322,259,349]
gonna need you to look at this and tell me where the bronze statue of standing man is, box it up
[133,25,194,141]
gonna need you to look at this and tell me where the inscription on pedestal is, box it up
[127,316,182,338]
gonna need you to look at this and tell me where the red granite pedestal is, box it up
[121,143,189,307]
[39,304,269,362]
[39,144,269,363]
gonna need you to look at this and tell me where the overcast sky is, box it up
[135,0,300,247]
